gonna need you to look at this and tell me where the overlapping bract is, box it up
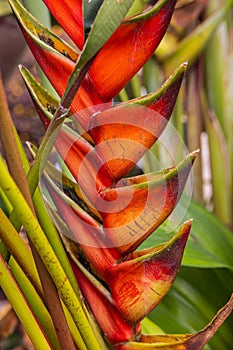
[9,0,232,349]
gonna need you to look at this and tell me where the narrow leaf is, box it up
[203,104,232,225]
[76,0,135,69]
[159,0,233,75]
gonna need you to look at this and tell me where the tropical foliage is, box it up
[0,1,232,349]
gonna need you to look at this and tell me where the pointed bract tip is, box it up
[178,60,188,73]
[189,149,200,163]
[183,60,189,69]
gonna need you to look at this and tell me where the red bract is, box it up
[43,0,84,50]
[89,0,177,99]
[70,260,141,344]
[12,0,193,343]
[104,220,192,324]
[41,152,195,278]
[88,63,187,180]
[101,152,197,254]
[20,62,187,191]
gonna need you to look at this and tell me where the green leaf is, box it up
[83,0,103,37]
[140,198,233,270]
[203,104,232,226]
[149,268,233,350]
[181,199,233,269]
[141,317,165,335]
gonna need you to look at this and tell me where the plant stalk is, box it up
[0,74,76,350]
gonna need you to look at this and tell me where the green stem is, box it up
[118,88,129,102]
[9,257,62,350]
[0,208,88,349]
[0,70,92,348]
[0,255,53,350]
[0,74,76,350]
[0,156,103,350]
[0,208,40,289]
[0,77,80,299]
[201,92,232,225]
[186,64,203,203]
[0,73,29,200]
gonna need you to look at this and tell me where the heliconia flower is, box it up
[20,63,188,194]
[41,163,192,330]
[32,147,196,278]
[10,0,233,348]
